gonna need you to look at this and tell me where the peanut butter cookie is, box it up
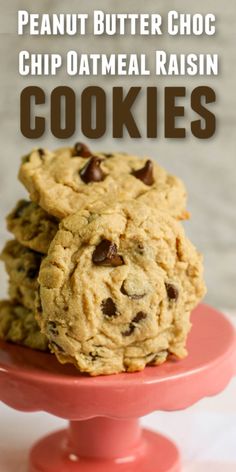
[38,200,205,376]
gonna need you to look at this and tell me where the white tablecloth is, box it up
[0,312,236,472]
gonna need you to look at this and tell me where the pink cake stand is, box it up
[0,304,236,472]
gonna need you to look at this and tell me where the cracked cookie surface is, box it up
[38,200,205,376]
[19,146,188,220]
[7,200,58,254]
[0,300,48,351]
[0,240,42,311]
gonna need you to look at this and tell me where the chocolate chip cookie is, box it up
[0,300,48,351]
[19,144,189,220]
[37,200,205,376]
[7,200,58,254]
[0,240,42,311]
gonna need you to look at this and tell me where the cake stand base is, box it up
[29,418,180,472]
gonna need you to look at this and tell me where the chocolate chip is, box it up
[27,267,38,279]
[48,321,59,336]
[123,325,135,337]
[79,156,105,183]
[12,200,31,219]
[48,321,57,329]
[165,283,179,301]
[92,239,124,267]
[38,148,45,157]
[132,160,154,186]
[120,281,145,299]
[74,142,92,158]
[102,153,113,158]
[89,352,99,360]
[132,311,147,323]
[122,311,147,336]
[101,298,117,317]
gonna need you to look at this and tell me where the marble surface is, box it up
[0,0,235,309]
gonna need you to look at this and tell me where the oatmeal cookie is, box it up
[19,144,189,220]
[0,300,48,351]
[7,199,58,254]
[0,240,42,311]
[38,200,205,376]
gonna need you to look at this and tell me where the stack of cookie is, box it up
[0,202,57,350]
[0,142,206,375]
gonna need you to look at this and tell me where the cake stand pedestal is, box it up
[0,304,236,472]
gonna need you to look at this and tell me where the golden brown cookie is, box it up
[7,200,58,254]
[0,300,48,351]
[38,200,205,376]
[0,240,42,311]
[19,145,189,220]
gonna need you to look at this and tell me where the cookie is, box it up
[0,240,42,311]
[0,300,48,351]
[7,199,58,254]
[19,144,189,220]
[37,200,205,376]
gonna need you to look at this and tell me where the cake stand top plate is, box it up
[0,304,235,420]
